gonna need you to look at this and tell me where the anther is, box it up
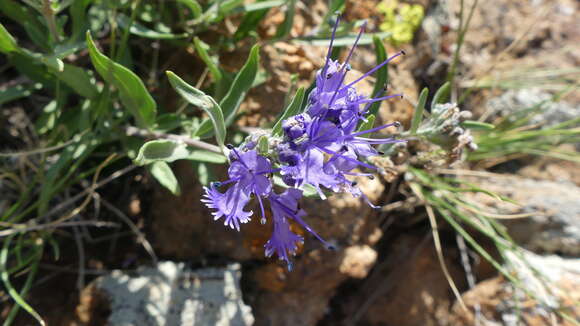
[377,151,385,155]
[401,50,406,55]
[226,144,234,149]
[393,121,401,127]
[368,175,375,180]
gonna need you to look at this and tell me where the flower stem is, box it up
[125,126,223,154]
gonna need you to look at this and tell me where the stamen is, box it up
[256,194,266,224]
[328,22,368,106]
[274,199,332,248]
[352,137,406,144]
[352,94,402,106]
[230,147,250,169]
[318,146,377,170]
[343,171,374,177]
[341,51,405,91]
[351,121,401,136]
[320,14,341,91]
[213,176,243,187]
[256,168,282,175]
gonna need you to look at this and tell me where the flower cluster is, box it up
[202,19,405,270]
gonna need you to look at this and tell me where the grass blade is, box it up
[0,236,46,326]
[410,87,428,134]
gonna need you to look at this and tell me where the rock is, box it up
[339,245,378,279]
[76,262,253,326]
[461,176,580,256]
[325,234,467,326]
[485,88,579,128]
[451,251,580,326]
[518,155,580,186]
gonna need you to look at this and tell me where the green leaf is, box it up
[135,139,227,165]
[220,44,260,125]
[117,13,188,39]
[166,71,226,148]
[86,32,157,128]
[196,44,260,137]
[431,81,450,110]
[272,86,305,135]
[0,23,18,53]
[193,37,222,81]
[368,35,388,116]
[274,0,296,39]
[150,161,181,195]
[357,114,376,132]
[53,63,99,99]
[410,87,428,134]
[461,120,495,130]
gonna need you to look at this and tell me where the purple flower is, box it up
[202,148,275,228]
[202,183,253,231]
[265,188,333,270]
[200,14,407,270]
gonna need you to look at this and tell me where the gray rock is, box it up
[464,176,580,256]
[486,88,578,127]
[92,262,254,326]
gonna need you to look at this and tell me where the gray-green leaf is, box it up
[150,161,181,195]
[135,139,227,165]
[86,31,157,128]
[166,71,226,149]
[196,44,260,137]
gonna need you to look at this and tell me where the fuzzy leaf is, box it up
[196,44,260,137]
[166,71,226,149]
[150,161,181,195]
[86,32,157,127]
